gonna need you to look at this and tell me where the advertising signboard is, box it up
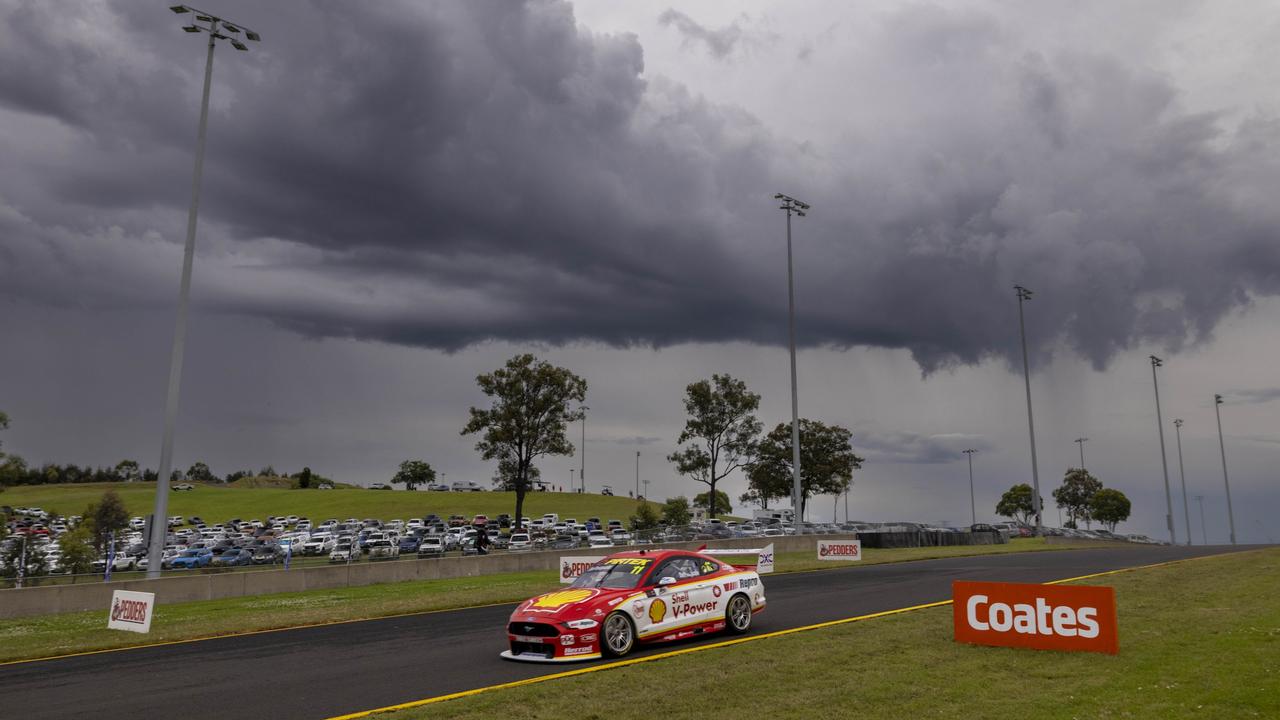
[108,590,156,634]
[953,580,1118,654]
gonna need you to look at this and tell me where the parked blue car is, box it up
[398,536,421,553]
[170,548,213,569]
[211,549,253,567]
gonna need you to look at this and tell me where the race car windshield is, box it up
[571,558,653,589]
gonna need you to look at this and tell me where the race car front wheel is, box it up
[726,594,752,634]
[602,612,635,657]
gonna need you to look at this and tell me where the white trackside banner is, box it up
[559,555,611,584]
[702,543,774,574]
[817,539,862,561]
[108,590,155,633]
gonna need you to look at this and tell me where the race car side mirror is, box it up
[659,576,677,586]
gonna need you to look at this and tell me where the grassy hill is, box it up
[1,482,658,525]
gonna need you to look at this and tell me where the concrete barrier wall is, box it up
[0,534,837,619]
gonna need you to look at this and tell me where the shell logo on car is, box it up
[648,598,667,624]
[530,588,597,609]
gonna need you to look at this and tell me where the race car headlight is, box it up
[565,619,599,630]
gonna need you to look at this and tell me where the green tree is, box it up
[629,502,661,533]
[661,496,692,527]
[492,456,541,491]
[693,490,733,516]
[1052,468,1103,528]
[747,419,862,519]
[85,491,130,555]
[1089,488,1132,532]
[1,537,49,581]
[186,461,215,484]
[392,460,436,490]
[296,466,313,489]
[996,484,1043,526]
[0,410,8,459]
[114,460,141,483]
[57,526,96,575]
[461,354,587,531]
[667,374,761,519]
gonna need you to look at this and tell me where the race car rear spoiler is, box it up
[698,543,774,574]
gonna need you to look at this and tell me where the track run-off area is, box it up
[0,545,1252,720]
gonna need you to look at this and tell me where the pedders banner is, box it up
[107,590,156,634]
[558,555,612,584]
[817,540,862,561]
[953,580,1118,655]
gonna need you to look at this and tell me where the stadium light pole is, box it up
[1214,394,1237,545]
[775,193,809,535]
[1149,356,1176,545]
[579,405,589,493]
[1194,494,1207,545]
[1014,285,1043,535]
[1074,437,1088,470]
[963,449,978,526]
[1173,419,1191,546]
[148,5,261,579]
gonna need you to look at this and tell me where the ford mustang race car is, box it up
[502,547,769,662]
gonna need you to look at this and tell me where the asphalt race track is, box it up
[1,545,1252,720]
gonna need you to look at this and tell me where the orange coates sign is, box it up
[952,580,1118,655]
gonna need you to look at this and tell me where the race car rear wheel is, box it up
[726,594,752,634]
[602,612,635,657]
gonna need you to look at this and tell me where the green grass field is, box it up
[1,482,656,525]
[373,547,1279,720]
[0,538,1072,662]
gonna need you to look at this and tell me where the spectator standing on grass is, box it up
[475,529,490,555]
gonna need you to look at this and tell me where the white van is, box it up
[451,480,484,492]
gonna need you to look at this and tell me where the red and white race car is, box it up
[502,547,769,662]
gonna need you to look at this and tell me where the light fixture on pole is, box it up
[1172,419,1191,546]
[1214,394,1237,545]
[963,449,978,526]
[1149,356,1176,545]
[579,405,589,493]
[1074,437,1088,470]
[149,5,261,579]
[775,193,809,536]
[1014,285,1043,535]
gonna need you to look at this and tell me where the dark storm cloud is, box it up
[1227,388,1280,405]
[854,431,991,465]
[657,9,745,59]
[1,1,1278,372]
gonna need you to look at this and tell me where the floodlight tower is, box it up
[1214,394,1237,545]
[1149,356,1176,545]
[148,6,261,578]
[962,449,978,525]
[1014,285,1042,535]
[775,193,809,536]
[1172,419,1191,546]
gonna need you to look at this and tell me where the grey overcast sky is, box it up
[0,0,1276,542]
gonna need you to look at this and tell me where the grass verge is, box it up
[0,538,1072,663]
[371,547,1280,720]
[1,482,657,527]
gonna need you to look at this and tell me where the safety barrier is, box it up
[0,535,841,619]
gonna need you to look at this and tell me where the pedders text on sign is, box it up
[817,540,862,561]
[952,580,1118,655]
[107,590,156,634]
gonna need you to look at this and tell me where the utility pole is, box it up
[1014,285,1042,535]
[1074,437,1088,470]
[149,5,261,578]
[579,406,589,493]
[775,193,810,537]
[963,449,978,526]
[1214,394,1237,545]
[1149,356,1176,545]
[635,451,640,500]
[1172,419,1191,546]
